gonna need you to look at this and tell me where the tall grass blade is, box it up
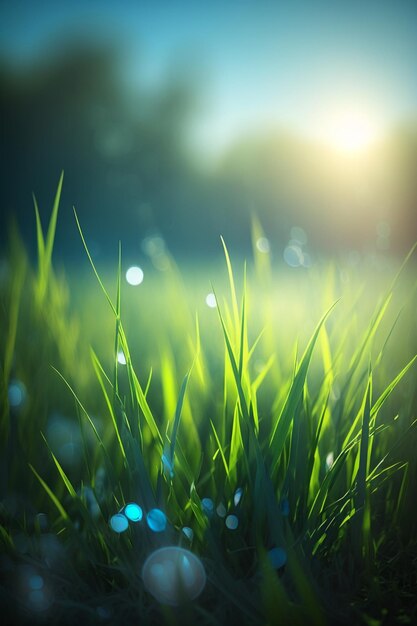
[269,301,338,472]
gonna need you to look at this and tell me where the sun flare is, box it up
[324,109,380,154]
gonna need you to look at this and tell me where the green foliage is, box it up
[1,183,417,625]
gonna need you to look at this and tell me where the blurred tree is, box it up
[0,42,205,260]
[1,41,416,260]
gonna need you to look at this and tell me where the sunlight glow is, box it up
[323,109,380,154]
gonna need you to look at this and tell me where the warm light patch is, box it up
[324,110,379,154]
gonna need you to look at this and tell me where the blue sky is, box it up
[1,0,416,154]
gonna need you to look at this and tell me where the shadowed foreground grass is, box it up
[1,179,417,625]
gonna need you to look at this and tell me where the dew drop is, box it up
[161,452,174,478]
[117,350,127,365]
[233,487,243,507]
[325,452,334,471]
[182,526,194,541]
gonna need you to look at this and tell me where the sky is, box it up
[1,0,417,156]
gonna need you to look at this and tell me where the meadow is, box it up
[1,178,417,625]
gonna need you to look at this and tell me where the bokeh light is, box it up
[283,245,304,268]
[142,547,206,606]
[109,513,129,533]
[182,526,194,541]
[19,565,54,613]
[256,237,270,254]
[225,514,239,530]
[216,503,227,518]
[280,498,290,517]
[8,380,27,408]
[290,227,308,246]
[268,547,287,569]
[79,486,101,519]
[124,502,143,522]
[201,498,214,515]
[126,266,144,286]
[28,575,44,591]
[46,413,82,469]
[146,509,167,532]
[39,534,66,569]
[205,293,217,308]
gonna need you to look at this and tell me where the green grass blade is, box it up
[371,354,417,419]
[210,418,230,479]
[169,368,192,463]
[45,170,64,267]
[41,432,77,498]
[33,193,45,266]
[354,370,372,561]
[220,236,240,333]
[90,348,127,461]
[29,464,69,521]
[51,365,105,448]
[269,301,338,472]
[73,207,117,316]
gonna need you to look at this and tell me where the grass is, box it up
[1,177,417,625]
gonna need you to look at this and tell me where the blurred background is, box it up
[1,0,417,266]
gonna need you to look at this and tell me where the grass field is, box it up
[1,178,417,625]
